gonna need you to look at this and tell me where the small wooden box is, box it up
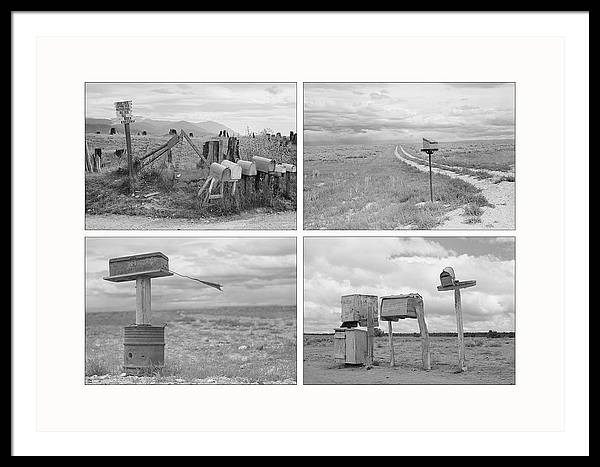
[105,252,172,282]
[341,294,379,326]
[333,328,367,365]
[380,294,422,321]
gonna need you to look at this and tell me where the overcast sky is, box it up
[304,237,515,333]
[304,83,515,145]
[86,238,296,313]
[86,83,296,135]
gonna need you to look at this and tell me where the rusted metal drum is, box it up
[123,325,165,374]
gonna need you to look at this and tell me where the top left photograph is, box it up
[85,82,297,230]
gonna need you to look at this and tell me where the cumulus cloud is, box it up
[86,82,296,135]
[303,237,515,333]
[86,238,296,313]
[304,83,515,144]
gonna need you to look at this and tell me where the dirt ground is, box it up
[395,146,515,229]
[85,306,296,385]
[85,209,296,230]
[303,334,515,385]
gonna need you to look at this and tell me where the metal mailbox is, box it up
[237,159,257,176]
[253,155,276,173]
[281,163,296,173]
[341,294,379,326]
[220,160,242,180]
[105,252,171,282]
[440,266,457,288]
[380,293,423,321]
[209,162,232,182]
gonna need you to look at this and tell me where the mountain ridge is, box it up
[85,117,236,137]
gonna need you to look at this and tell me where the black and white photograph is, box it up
[303,237,515,385]
[85,237,297,384]
[304,82,515,230]
[85,82,297,230]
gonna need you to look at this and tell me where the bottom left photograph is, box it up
[85,237,297,385]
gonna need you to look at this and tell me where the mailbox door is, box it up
[345,330,367,365]
[333,331,346,361]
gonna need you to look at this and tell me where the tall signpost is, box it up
[115,100,135,193]
[421,138,439,202]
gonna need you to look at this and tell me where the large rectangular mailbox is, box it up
[341,294,379,326]
[105,252,172,282]
[380,293,423,321]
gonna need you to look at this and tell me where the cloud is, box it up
[86,82,296,135]
[304,83,515,144]
[86,238,296,313]
[303,237,515,333]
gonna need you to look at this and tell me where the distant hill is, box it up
[85,117,236,137]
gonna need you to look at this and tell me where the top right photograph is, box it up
[303,82,515,230]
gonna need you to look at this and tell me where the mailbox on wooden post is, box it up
[437,267,476,372]
[104,252,173,374]
[335,294,378,366]
[379,293,431,370]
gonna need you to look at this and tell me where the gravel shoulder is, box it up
[86,209,297,230]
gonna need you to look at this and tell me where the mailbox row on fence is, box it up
[208,156,296,183]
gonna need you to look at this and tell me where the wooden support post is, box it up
[124,121,134,193]
[135,277,151,325]
[366,305,375,366]
[416,301,431,370]
[454,288,466,372]
[387,320,395,367]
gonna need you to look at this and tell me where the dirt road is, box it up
[395,146,515,229]
[86,210,297,230]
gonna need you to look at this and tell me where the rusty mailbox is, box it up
[104,252,173,374]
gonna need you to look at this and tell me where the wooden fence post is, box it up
[135,277,151,325]
[454,288,466,372]
[387,320,395,367]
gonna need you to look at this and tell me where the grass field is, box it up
[85,133,297,221]
[404,140,515,173]
[303,334,515,385]
[85,306,296,384]
[304,143,491,229]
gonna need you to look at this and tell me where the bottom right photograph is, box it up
[303,237,515,385]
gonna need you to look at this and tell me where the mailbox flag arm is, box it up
[161,268,223,291]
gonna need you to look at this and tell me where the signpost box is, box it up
[437,267,477,372]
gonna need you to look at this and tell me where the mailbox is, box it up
[273,164,287,177]
[253,156,276,173]
[440,266,457,288]
[105,252,171,282]
[422,138,439,152]
[220,160,242,180]
[281,163,296,173]
[380,293,423,321]
[237,159,257,176]
[333,328,367,365]
[341,294,379,326]
[209,162,232,182]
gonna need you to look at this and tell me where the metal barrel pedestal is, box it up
[123,325,165,375]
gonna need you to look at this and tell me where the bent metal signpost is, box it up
[115,100,135,193]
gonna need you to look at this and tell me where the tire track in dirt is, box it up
[394,146,515,229]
